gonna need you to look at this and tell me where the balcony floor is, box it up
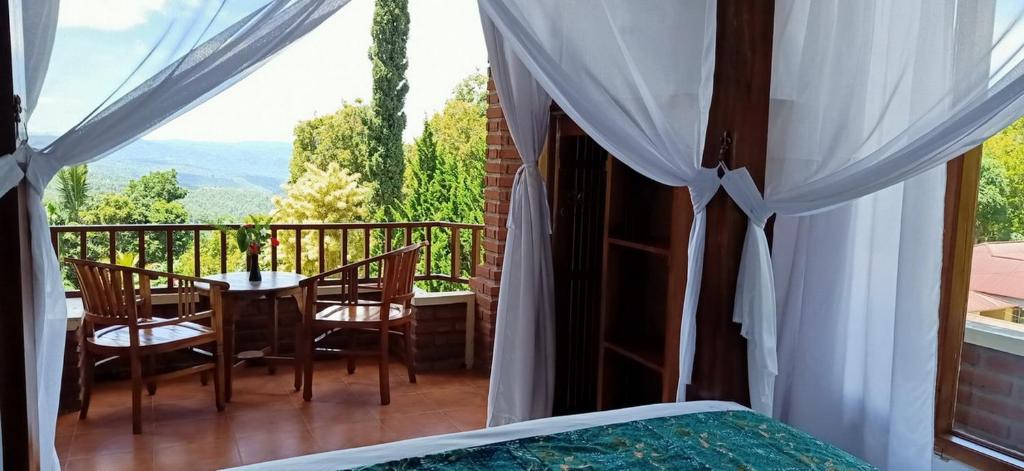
[56,359,489,470]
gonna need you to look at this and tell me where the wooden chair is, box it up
[66,258,230,434]
[297,243,424,405]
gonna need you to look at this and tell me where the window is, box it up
[937,146,1024,470]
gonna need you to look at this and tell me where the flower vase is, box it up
[247,253,262,282]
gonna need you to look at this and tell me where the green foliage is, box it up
[78,170,191,273]
[450,71,487,109]
[976,157,1015,242]
[272,162,373,274]
[979,116,1024,242]
[54,165,90,223]
[125,170,189,204]
[290,100,372,183]
[177,231,248,276]
[402,74,487,290]
[181,187,275,222]
[367,0,410,220]
[214,214,275,254]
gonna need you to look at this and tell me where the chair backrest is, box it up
[380,243,423,310]
[66,258,229,329]
[70,259,143,327]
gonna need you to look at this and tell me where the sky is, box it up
[29,0,489,143]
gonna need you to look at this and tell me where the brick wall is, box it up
[469,77,519,372]
[411,303,469,371]
[955,343,1024,449]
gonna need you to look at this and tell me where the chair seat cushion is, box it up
[315,303,409,323]
[90,320,213,348]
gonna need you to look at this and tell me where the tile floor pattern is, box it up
[56,359,490,470]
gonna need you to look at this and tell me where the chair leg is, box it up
[404,324,416,384]
[302,324,314,401]
[293,327,302,392]
[129,351,144,434]
[146,355,157,396]
[379,328,390,405]
[200,370,210,386]
[345,327,356,375]
[79,348,94,420]
[268,297,278,375]
[214,340,225,412]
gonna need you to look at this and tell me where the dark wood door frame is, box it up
[688,0,775,404]
[0,1,33,469]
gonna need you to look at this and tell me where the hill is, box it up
[35,136,291,222]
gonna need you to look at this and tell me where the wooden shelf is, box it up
[603,341,664,373]
[607,237,670,257]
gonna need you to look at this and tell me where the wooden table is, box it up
[198,271,306,402]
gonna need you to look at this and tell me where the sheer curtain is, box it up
[480,16,555,427]
[714,1,1024,468]
[478,0,719,423]
[0,1,350,468]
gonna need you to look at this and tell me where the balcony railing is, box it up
[51,221,484,295]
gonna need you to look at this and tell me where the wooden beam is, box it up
[688,0,775,405]
[0,0,32,468]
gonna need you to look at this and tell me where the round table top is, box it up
[202,271,306,293]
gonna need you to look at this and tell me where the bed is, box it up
[226,401,875,470]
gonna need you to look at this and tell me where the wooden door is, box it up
[550,113,607,415]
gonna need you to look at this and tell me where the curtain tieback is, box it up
[0,146,33,194]
[720,168,773,226]
[507,160,550,233]
[688,166,722,213]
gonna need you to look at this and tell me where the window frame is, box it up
[936,147,1024,470]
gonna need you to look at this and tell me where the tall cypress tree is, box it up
[405,121,438,222]
[367,0,410,220]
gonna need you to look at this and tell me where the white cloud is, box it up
[58,0,167,31]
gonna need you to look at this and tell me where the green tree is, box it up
[290,100,371,182]
[404,121,439,222]
[450,71,487,109]
[125,169,188,204]
[402,74,487,289]
[981,116,1024,239]
[272,162,372,274]
[367,0,410,220]
[80,170,191,273]
[976,157,1014,242]
[53,165,90,224]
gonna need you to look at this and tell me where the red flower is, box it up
[271,237,280,247]
[248,242,259,254]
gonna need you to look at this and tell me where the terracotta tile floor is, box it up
[56,359,490,470]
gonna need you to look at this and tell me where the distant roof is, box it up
[967,290,1016,313]
[971,242,1024,300]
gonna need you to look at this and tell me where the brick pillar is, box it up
[469,77,520,371]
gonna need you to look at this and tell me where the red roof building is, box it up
[970,242,1024,302]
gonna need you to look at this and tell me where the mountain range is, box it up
[34,136,293,221]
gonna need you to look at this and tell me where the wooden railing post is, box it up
[294,228,302,274]
[270,228,278,271]
[192,229,201,276]
[107,230,116,264]
[451,226,461,282]
[165,230,174,287]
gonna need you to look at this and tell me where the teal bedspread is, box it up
[349,410,876,470]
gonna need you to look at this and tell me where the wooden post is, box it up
[689,0,775,405]
[0,0,33,467]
